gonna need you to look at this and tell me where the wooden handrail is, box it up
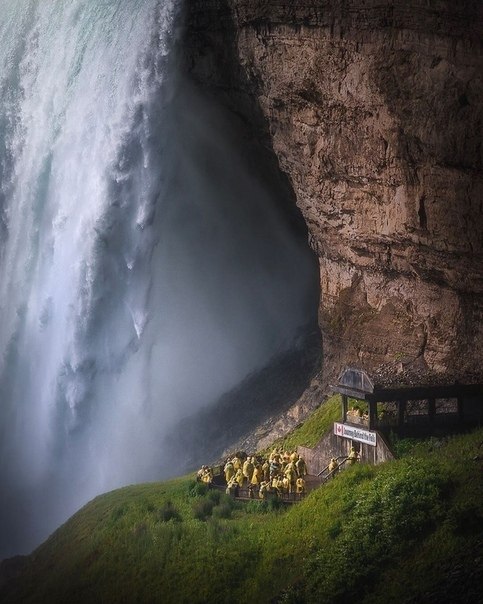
[317,456,358,483]
[317,455,349,478]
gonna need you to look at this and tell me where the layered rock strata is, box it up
[185,0,483,386]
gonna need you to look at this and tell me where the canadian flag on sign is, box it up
[336,423,343,435]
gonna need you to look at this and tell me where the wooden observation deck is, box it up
[332,367,483,436]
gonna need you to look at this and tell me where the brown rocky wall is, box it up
[185,0,483,388]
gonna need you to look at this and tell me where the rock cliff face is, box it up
[184,0,483,387]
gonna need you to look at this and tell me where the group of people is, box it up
[197,445,361,500]
[197,448,309,500]
[197,465,214,484]
[225,448,308,499]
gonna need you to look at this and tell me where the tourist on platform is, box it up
[224,459,235,482]
[328,457,339,477]
[296,476,306,495]
[348,446,360,465]
[234,468,244,487]
[262,459,270,482]
[259,481,270,499]
[296,456,307,477]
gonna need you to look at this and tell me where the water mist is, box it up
[0,0,318,558]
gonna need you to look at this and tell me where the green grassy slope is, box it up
[1,416,482,603]
[265,394,341,452]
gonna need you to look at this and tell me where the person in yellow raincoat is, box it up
[282,475,290,494]
[226,476,239,497]
[259,481,270,499]
[296,456,307,477]
[224,459,235,483]
[284,461,297,493]
[328,457,339,477]
[202,466,213,484]
[251,463,261,486]
[296,476,306,494]
[242,457,254,485]
[262,460,270,482]
[234,468,244,487]
[348,446,360,465]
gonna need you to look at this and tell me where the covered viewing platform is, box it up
[332,366,483,436]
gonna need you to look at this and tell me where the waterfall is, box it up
[0,0,317,558]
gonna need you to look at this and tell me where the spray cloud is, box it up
[0,0,318,558]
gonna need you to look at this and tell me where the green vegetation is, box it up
[1,406,482,604]
[348,398,368,416]
[268,394,341,452]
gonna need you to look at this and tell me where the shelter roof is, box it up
[332,363,483,402]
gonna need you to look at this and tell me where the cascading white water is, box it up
[0,0,317,558]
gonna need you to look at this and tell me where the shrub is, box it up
[213,502,232,519]
[207,489,221,505]
[304,459,452,602]
[109,505,128,524]
[447,503,482,537]
[268,497,284,512]
[188,481,209,498]
[131,522,147,537]
[245,500,269,514]
[193,498,214,521]
[157,501,181,523]
[328,520,342,540]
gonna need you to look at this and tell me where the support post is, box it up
[457,397,464,423]
[398,400,406,429]
[368,401,377,430]
[342,395,348,423]
[428,398,436,426]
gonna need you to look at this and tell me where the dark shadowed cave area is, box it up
[158,73,322,472]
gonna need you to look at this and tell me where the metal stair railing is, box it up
[317,456,353,484]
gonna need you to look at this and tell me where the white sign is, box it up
[334,422,377,447]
